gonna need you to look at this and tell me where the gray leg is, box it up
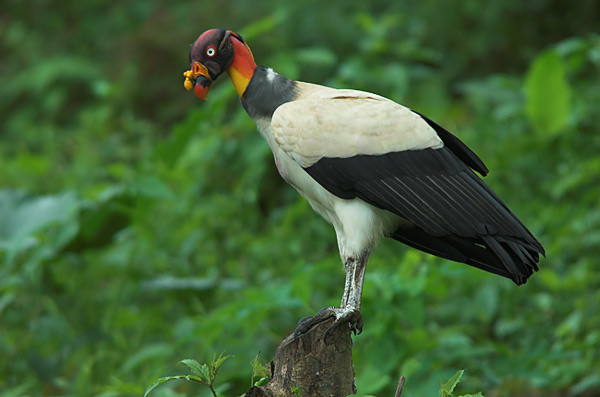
[341,254,369,309]
[295,253,369,342]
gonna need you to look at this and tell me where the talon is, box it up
[294,309,335,340]
[355,315,364,335]
[294,306,363,343]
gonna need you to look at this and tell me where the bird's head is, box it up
[183,29,256,100]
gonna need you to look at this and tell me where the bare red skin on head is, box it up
[188,29,256,99]
[196,28,220,42]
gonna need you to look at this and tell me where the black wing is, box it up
[304,145,544,285]
[415,112,489,176]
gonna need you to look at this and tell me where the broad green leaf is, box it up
[179,359,208,380]
[130,175,174,200]
[525,49,571,136]
[0,190,79,247]
[0,189,80,267]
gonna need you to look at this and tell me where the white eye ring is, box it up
[206,47,216,57]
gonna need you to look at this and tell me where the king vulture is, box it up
[183,29,545,340]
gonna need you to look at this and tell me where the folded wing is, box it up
[271,91,544,284]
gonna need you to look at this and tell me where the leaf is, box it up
[144,376,175,397]
[239,8,287,40]
[130,175,174,200]
[459,393,484,397]
[296,47,337,67]
[210,352,232,385]
[254,377,269,387]
[141,276,218,292]
[250,352,270,386]
[0,190,79,248]
[179,359,209,381]
[525,49,571,136]
[440,370,464,396]
[212,352,232,371]
[571,372,600,395]
[291,386,301,397]
[145,356,230,397]
[121,343,172,373]
[143,375,204,397]
[0,379,36,397]
[0,189,80,267]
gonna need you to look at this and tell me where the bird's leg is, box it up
[295,252,370,342]
[337,253,368,334]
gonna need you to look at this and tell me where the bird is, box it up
[183,28,545,341]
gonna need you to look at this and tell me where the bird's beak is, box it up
[183,61,212,100]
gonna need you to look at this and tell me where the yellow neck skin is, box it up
[227,36,256,98]
[228,67,252,97]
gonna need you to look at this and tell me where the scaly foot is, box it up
[294,306,363,343]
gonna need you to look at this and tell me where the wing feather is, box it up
[269,85,543,283]
[271,92,443,167]
[302,148,544,284]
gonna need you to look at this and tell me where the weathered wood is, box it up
[394,375,406,397]
[246,318,356,397]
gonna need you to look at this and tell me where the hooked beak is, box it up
[183,61,212,100]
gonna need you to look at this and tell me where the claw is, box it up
[349,316,363,336]
[294,306,363,344]
[294,308,335,340]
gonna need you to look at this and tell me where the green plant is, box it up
[439,370,484,397]
[1,2,599,396]
[144,353,231,397]
[250,353,270,387]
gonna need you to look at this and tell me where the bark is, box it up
[245,318,356,397]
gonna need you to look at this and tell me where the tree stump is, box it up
[245,318,356,397]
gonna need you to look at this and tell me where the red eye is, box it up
[206,46,216,57]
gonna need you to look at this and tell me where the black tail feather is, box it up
[392,226,541,285]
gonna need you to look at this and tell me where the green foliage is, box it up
[525,49,571,135]
[1,1,599,396]
[440,370,464,397]
[250,353,270,387]
[439,370,483,397]
[144,354,231,397]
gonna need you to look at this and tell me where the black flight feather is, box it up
[414,111,489,176]
[304,147,544,285]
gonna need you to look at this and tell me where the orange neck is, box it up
[227,35,257,98]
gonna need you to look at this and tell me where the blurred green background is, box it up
[1,1,599,396]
